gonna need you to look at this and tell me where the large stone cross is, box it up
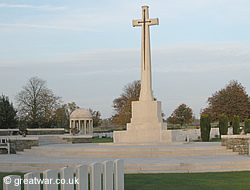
[132,6,159,101]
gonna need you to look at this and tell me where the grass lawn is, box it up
[1,171,249,190]
[194,138,222,142]
[91,137,113,143]
[124,172,250,190]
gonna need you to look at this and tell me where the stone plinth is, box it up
[114,100,171,143]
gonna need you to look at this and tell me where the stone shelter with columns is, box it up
[70,108,93,135]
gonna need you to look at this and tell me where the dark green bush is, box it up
[218,114,228,138]
[200,115,211,141]
[232,115,240,134]
[244,119,250,134]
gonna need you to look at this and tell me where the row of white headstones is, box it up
[3,159,124,190]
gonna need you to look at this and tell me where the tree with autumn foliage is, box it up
[167,104,194,126]
[112,80,141,127]
[202,80,249,122]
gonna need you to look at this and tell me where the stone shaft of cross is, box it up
[132,6,159,101]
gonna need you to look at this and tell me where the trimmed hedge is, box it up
[200,115,211,141]
[232,115,240,134]
[244,119,250,134]
[218,114,228,137]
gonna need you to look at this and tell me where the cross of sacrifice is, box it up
[132,6,159,101]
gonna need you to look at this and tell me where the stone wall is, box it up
[27,128,64,135]
[0,137,39,154]
[0,128,64,136]
[221,135,250,155]
[0,129,19,136]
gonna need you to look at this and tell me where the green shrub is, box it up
[244,119,250,134]
[200,115,211,141]
[218,114,228,138]
[232,115,240,134]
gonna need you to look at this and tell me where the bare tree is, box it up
[16,77,61,128]
[54,102,79,129]
[89,108,102,128]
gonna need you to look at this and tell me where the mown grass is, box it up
[124,172,250,190]
[1,171,250,190]
[91,137,113,143]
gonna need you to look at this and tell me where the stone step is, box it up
[30,146,227,152]
[16,150,238,158]
[1,161,250,174]
[38,136,70,145]
[22,148,234,155]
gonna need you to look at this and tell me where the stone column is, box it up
[84,120,86,135]
[79,120,81,132]
[91,120,93,134]
[87,120,90,134]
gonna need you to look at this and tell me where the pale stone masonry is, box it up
[222,135,250,155]
[114,6,171,143]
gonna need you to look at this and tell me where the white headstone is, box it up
[24,172,40,190]
[3,175,21,190]
[90,162,102,190]
[76,164,89,190]
[114,159,124,190]
[103,161,114,190]
[43,169,58,190]
[60,167,74,190]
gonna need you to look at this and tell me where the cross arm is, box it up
[132,19,142,27]
[149,18,159,26]
[132,18,159,27]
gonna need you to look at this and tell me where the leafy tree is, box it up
[54,102,79,129]
[200,115,211,141]
[167,104,194,126]
[203,80,249,122]
[16,77,61,128]
[232,115,240,134]
[112,80,141,127]
[218,114,228,138]
[89,109,102,128]
[0,95,18,129]
[166,116,179,125]
[244,119,250,134]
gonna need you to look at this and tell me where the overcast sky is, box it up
[0,0,249,119]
